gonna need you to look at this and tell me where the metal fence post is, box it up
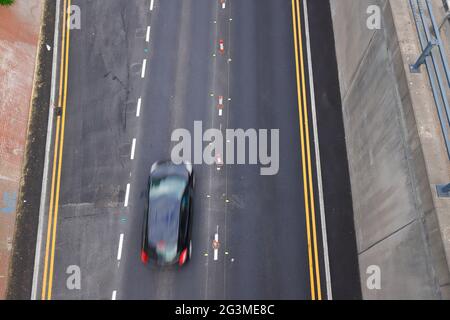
[410,39,438,73]
[436,183,450,197]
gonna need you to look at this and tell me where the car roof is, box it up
[147,194,181,248]
[147,169,188,250]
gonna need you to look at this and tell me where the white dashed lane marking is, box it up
[146,26,151,43]
[124,183,130,207]
[131,138,136,160]
[117,234,124,261]
[136,98,142,117]
[141,59,147,78]
[109,0,155,305]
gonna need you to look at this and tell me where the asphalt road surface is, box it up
[31,0,361,300]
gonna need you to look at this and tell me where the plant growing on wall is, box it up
[0,0,15,6]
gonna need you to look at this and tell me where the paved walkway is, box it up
[0,0,42,299]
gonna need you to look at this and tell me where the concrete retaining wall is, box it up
[330,0,450,299]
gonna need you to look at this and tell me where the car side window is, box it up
[181,192,188,212]
[179,189,189,243]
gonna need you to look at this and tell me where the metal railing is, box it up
[409,0,450,162]
[409,0,450,198]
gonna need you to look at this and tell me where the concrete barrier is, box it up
[330,0,450,299]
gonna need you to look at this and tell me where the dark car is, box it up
[141,160,194,266]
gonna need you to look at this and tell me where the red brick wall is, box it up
[0,0,42,299]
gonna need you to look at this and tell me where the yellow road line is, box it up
[296,0,322,300]
[40,116,61,300]
[41,0,68,300]
[47,0,72,300]
[291,0,315,300]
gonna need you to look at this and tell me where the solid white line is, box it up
[131,138,136,160]
[146,26,151,42]
[150,0,154,11]
[303,0,333,300]
[136,98,142,117]
[141,59,147,78]
[117,234,124,260]
[112,290,117,300]
[124,183,130,207]
[31,0,61,300]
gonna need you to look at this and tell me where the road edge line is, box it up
[31,0,61,301]
[303,0,333,300]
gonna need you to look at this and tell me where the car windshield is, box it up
[148,175,187,262]
[149,175,186,201]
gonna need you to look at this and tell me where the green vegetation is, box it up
[0,0,14,5]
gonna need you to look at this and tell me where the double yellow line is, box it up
[41,0,72,300]
[291,0,322,300]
